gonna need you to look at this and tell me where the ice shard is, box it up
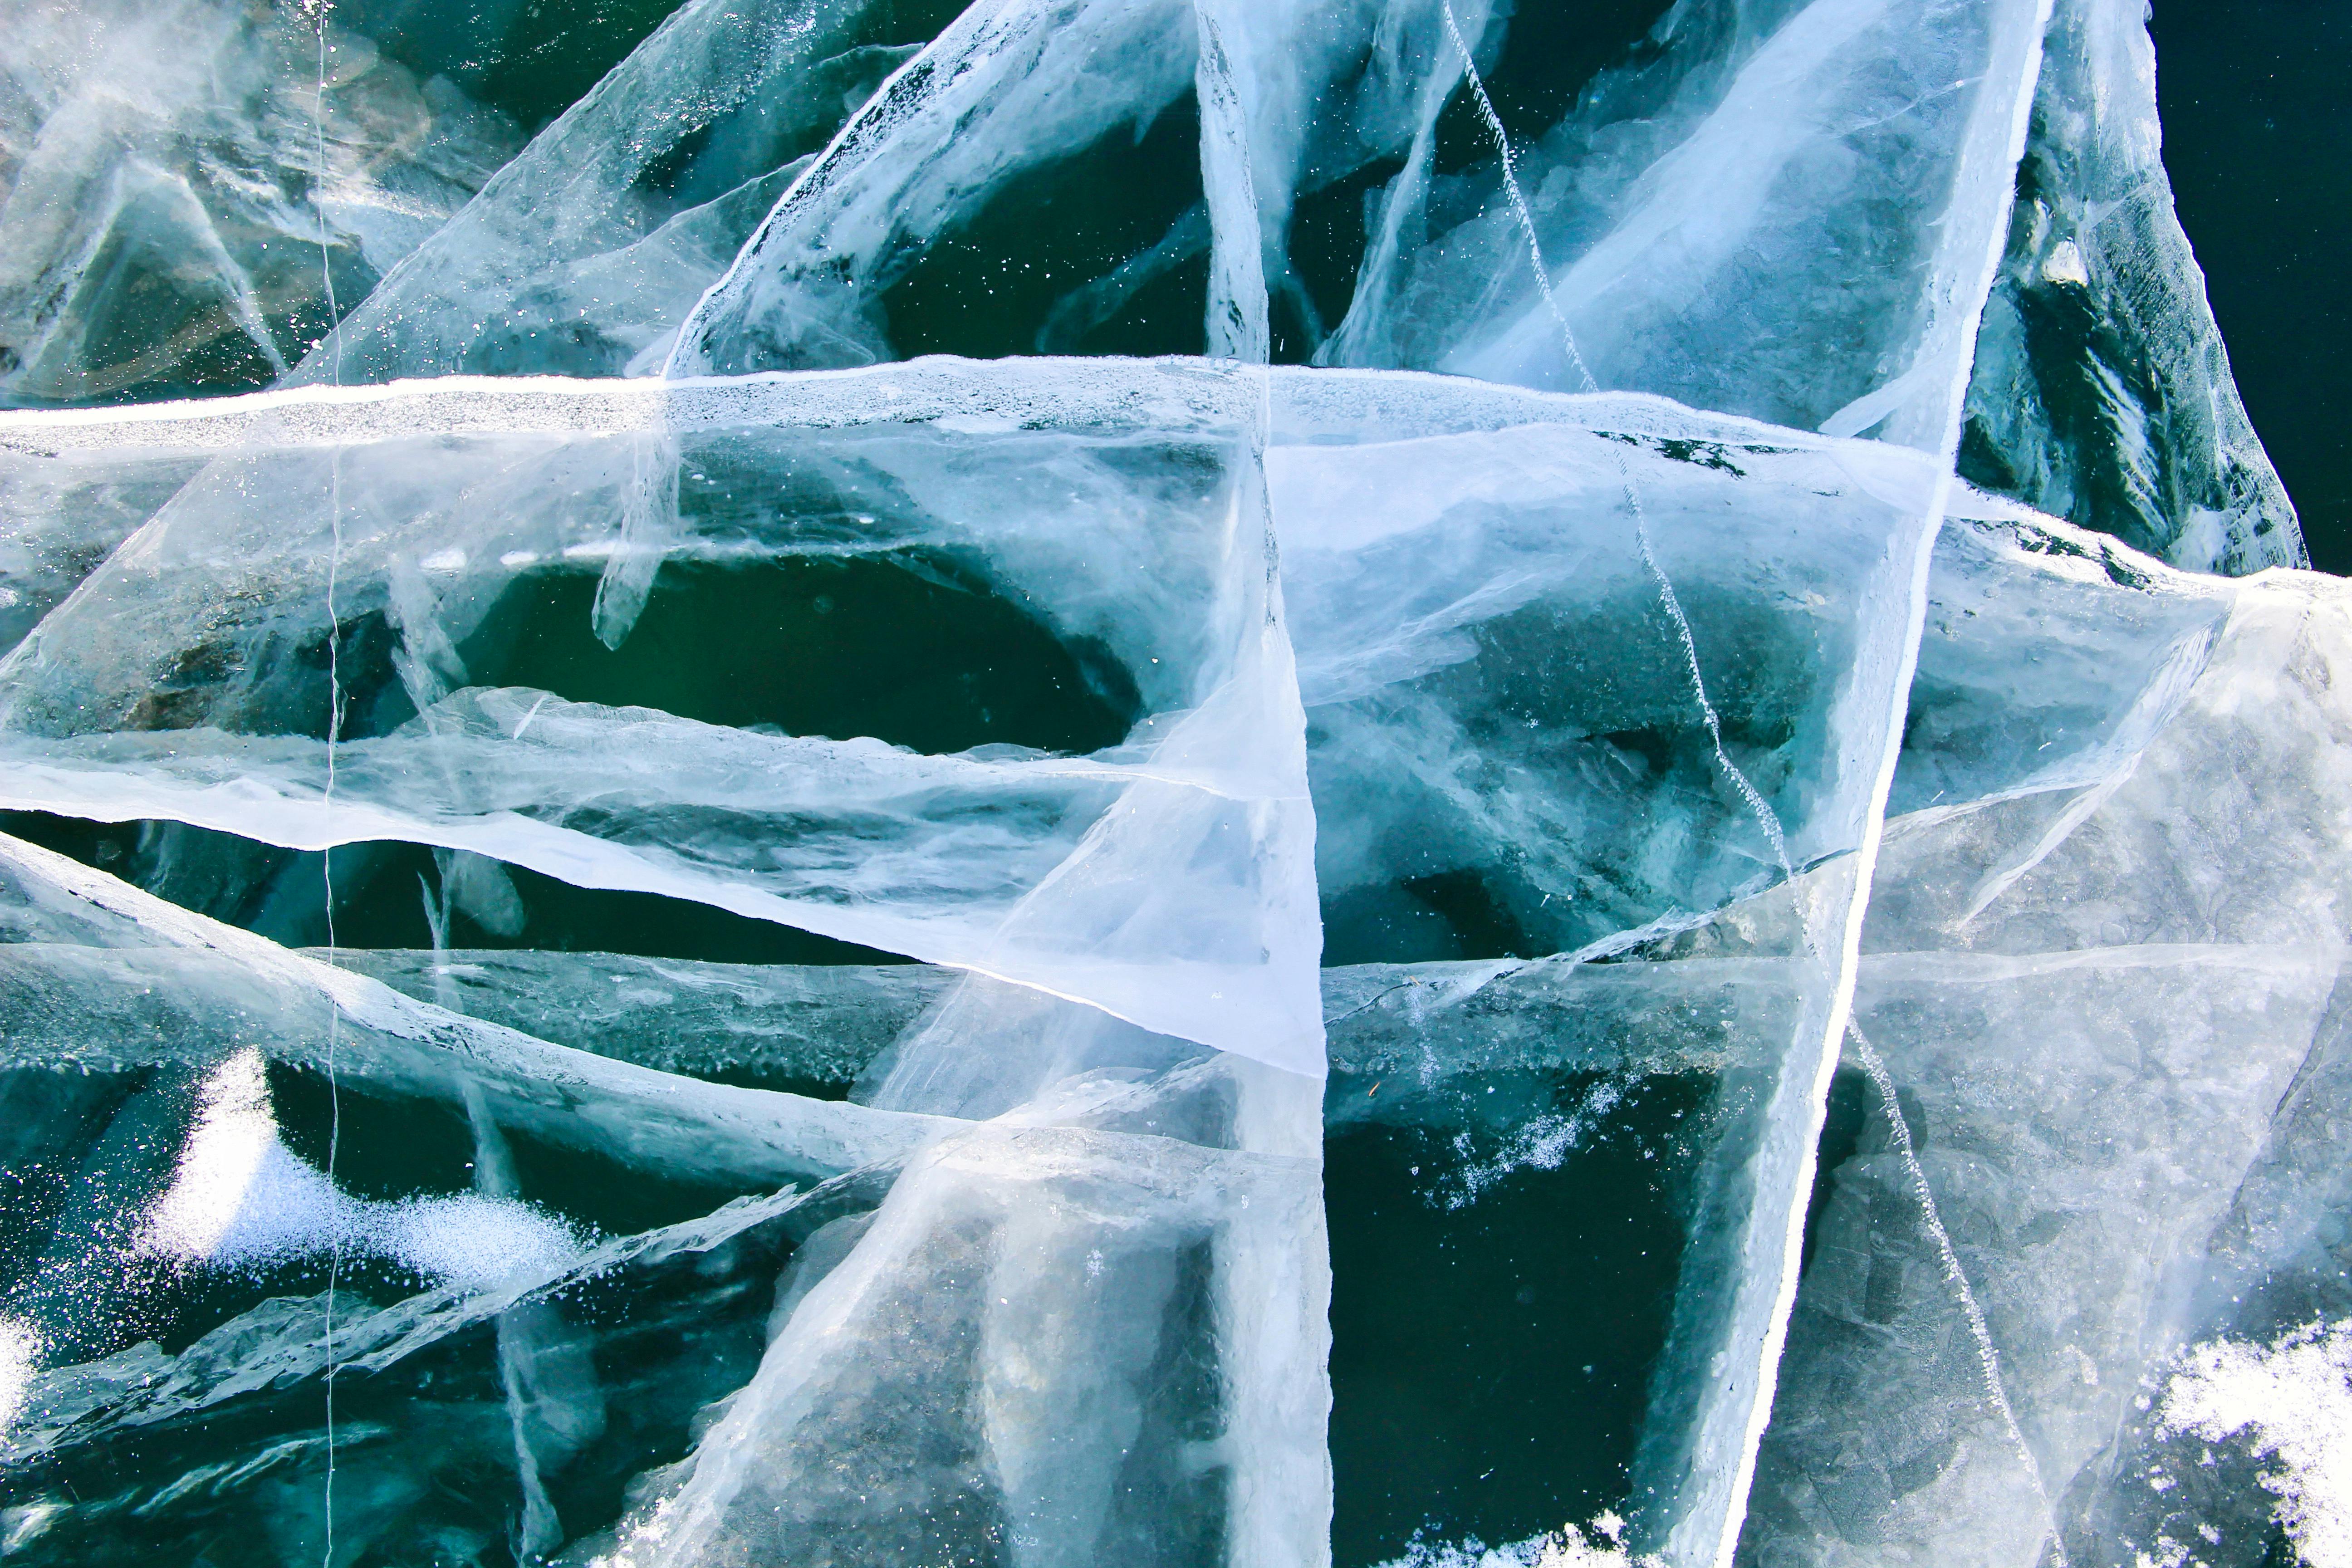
[1956,0,2306,575]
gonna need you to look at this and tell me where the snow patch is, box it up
[2159,1319,2352,1568]
[142,1049,586,1289]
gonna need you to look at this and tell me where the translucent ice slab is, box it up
[1743,510,2352,1567]
[1957,0,2306,574]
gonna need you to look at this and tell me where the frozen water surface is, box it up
[0,0,2334,1564]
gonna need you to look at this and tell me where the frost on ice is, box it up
[0,0,2333,1564]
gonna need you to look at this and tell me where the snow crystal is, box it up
[1382,1514,1656,1568]
[0,1319,36,1436]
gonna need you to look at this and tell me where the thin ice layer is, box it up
[0,830,948,1187]
[593,1115,1326,1568]
[299,0,939,383]
[0,356,1992,1563]
[668,0,1200,376]
[0,0,519,403]
[0,836,1333,1566]
[0,1173,864,1562]
[320,948,956,1088]
[1271,377,1950,1564]
[1325,0,2052,453]
[0,446,198,657]
[1271,378,1945,956]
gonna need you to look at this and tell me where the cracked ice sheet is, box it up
[0,357,1323,1074]
[0,360,1965,1562]
[0,1173,880,1560]
[1270,376,1947,948]
[0,830,1334,1563]
[1739,510,2352,1565]
[589,1116,1327,1568]
[445,928,1333,1567]
[1272,376,1949,1564]
[0,358,2016,1078]
[0,0,521,404]
[666,0,1519,376]
[0,1179,821,1468]
[299,0,945,385]
[0,446,200,659]
[668,0,1201,377]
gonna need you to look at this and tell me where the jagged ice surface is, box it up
[0,0,2332,1566]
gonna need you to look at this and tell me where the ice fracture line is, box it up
[304,3,348,1559]
[1846,1022,2069,1565]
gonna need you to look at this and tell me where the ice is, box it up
[1270,377,1947,950]
[0,831,951,1185]
[0,1177,846,1561]
[667,0,1204,377]
[293,0,932,384]
[1323,0,2052,451]
[0,358,1324,1073]
[321,948,956,1088]
[671,0,1520,372]
[1,1181,815,1463]
[1744,942,2337,1567]
[591,1115,1326,1568]
[1956,0,2307,574]
[0,348,1333,1563]
[0,0,2322,1563]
